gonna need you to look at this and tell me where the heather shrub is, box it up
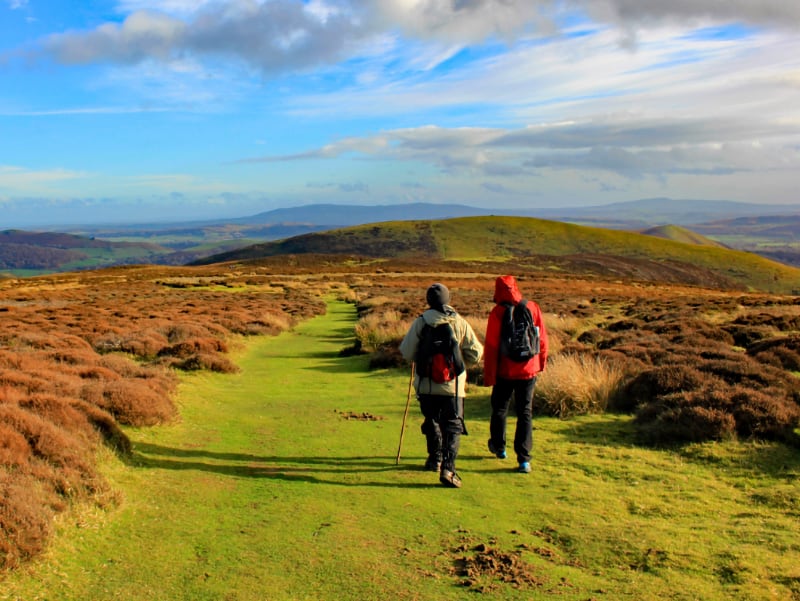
[163,322,212,343]
[616,365,708,413]
[535,353,627,417]
[747,335,800,371]
[596,349,649,375]
[730,388,800,442]
[698,358,777,388]
[605,319,642,332]
[576,328,609,346]
[723,323,776,347]
[157,337,228,359]
[734,312,800,331]
[644,317,735,346]
[0,424,31,468]
[81,380,176,426]
[0,404,93,498]
[70,399,131,453]
[167,352,239,374]
[606,342,666,366]
[119,330,170,358]
[635,393,737,445]
[78,365,123,381]
[18,393,96,439]
[0,471,56,570]
[0,370,42,394]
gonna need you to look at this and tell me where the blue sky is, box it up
[1,0,799,227]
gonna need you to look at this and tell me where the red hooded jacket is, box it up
[483,275,548,387]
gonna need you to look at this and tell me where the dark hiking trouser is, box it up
[418,394,464,473]
[489,377,536,464]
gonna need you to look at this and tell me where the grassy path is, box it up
[2,300,799,600]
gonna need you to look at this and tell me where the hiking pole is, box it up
[396,362,415,465]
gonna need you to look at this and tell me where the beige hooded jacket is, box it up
[399,306,484,397]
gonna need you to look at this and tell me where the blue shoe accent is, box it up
[517,462,531,474]
[487,439,506,459]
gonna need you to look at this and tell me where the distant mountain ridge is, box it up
[229,198,800,229]
[228,202,493,227]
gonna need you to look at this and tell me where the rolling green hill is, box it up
[0,229,253,276]
[194,216,800,294]
[641,224,729,248]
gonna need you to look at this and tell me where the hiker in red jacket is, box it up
[483,275,548,473]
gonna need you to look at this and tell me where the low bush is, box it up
[617,365,709,413]
[747,335,800,371]
[635,392,737,445]
[730,387,800,442]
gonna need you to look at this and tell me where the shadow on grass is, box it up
[549,414,800,479]
[261,349,370,373]
[551,414,640,448]
[126,442,437,488]
[302,355,372,373]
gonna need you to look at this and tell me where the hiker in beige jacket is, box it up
[400,283,483,488]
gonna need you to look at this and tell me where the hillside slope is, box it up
[194,216,800,294]
[0,229,166,272]
[641,224,729,248]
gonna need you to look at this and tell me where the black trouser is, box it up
[418,394,464,473]
[489,377,536,463]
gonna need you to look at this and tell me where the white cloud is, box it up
[367,0,550,43]
[580,0,800,29]
[37,1,368,74]
[0,165,87,192]
[307,180,370,193]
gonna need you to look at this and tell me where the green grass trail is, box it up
[2,300,799,600]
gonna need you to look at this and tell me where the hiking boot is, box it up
[424,456,442,472]
[487,439,507,459]
[517,461,531,474]
[439,469,462,488]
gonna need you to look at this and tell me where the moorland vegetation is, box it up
[0,263,326,569]
[1,218,799,579]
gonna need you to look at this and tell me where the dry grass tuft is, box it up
[535,354,627,417]
[354,309,411,353]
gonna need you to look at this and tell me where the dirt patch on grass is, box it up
[335,410,384,421]
[449,541,553,593]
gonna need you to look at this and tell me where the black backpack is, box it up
[416,321,465,384]
[500,299,540,362]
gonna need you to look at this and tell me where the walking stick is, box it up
[396,362,415,465]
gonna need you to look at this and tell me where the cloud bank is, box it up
[245,116,800,181]
[26,0,800,74]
